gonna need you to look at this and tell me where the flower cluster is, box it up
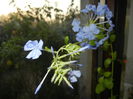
[72,3,114,49]
[23,3,114,95]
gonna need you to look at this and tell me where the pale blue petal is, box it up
[72,25,80,32]
[86,4,96,12]
[34,82,43,94]
[51,46,55,57]
[24,40,38,51]
[106,11,113,20]
[81,9,88,13]
[72,70,81,78]
[77,64,84,67]
[38,39,43,50]
[70,76,77,83]
[83,26,90,33]
[78,45,90,51]
[26,49,42,59]
[72,18,80,26]
[69,70,81,78]
[97,3,107,16]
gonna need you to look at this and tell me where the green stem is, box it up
[110,44,114,99]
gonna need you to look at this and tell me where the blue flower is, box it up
[72,18,81,32]
[69,76,77,83]
[86,4,96,12]
[72,3,114,49]
[76,24,100,44]
[72,18,80,26]
[72,25,81,32]
[84,24,100,34]
[69,70,81,78]
[81,4,96,13]
[108,20,115,32]
[109,20,115,27]
[81,9,88,13]
[106,10,113,20]
[97,3,108,16]
[68,70,81,83]
[24,40,43,59]
[76,30,85,42]
[82,24,100,40]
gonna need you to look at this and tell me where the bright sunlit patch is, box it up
[0,0,15,15]
[0,0,80,15]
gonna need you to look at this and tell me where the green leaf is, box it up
[103,41,110,50]
[89,40,96,46]
[95,83,105,94]
[104,72,112,77]
[110,34,116,43]
[104,58,112,68]
[98,77,104,83]
[111,51,117,60]
[97,67,103,74]
[104,78,113,89]
[95,34,105,39]
[64,36,69,44]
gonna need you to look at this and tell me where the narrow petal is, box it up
[34,70,51,94]
[78,45,90,51]
[51,46,55,57]
[34,83,43,94]
[77,64,84,67]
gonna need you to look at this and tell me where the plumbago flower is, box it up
[24,3,114,95]
[72,3,114,49]
[24,40,43,59]
[68,70,81,83]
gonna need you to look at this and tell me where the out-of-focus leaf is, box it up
[64,36,69,44]
[104,58,112,68]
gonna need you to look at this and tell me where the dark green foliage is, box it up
[104,58,112,68]
[96,31,117,98]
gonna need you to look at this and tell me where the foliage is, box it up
[95,32,117,99]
